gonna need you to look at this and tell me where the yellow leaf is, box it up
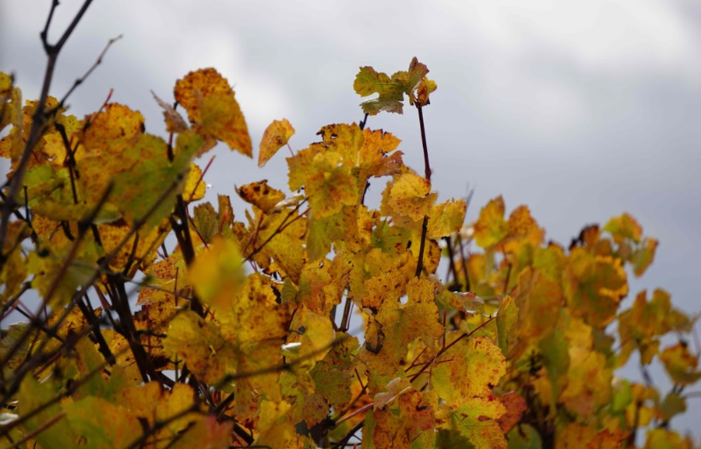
[163,311,233,383]
[563,249,628,327]
[427,198,467,239]
[604,212,642,244]
[258,400,292,433]
[298,312,335,366]
[474,196,508,248]
[183,162,206,201]
[118,382,198,435]
[556,423,627,449]
[388,171,436,222]
[237,179,286,214]
[18,374,79,448]
[174,68,252,156]
[188,235,244,311]
[64,396,142,449]
[659,343,701,386]
[259,118,295,167]
[438,397,507,449]
[81,103,144,155]
[431,336,506,407]
[306,151,358,219]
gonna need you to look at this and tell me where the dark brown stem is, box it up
[339,296,353,332]
[359,113,369,131]
[414,104,432,278]
[54,122,79,204]
[0,282,31,320]
[77,295,115,365]
[170,195,204,316]
[443,236,459,290]
[417,106,431,182]
[456,234,470,291]
[414,216,429,278]
[332,421,364,449]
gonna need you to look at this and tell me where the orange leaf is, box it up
[259,118,295,167]
[174,68,252,156]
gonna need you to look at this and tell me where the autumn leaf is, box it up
[188,235,244,311]
[659,343,701,386]
[353,66,406,115]
[497,392,527,434]
[259,118,295,167]
[604,213,642,244]
[387,171,436,222]
[438,397,507,449]
[373,377,409,410]
[473,197,543,252]
[163,311,234,382]
[183,162,206,201]
[306,152,359,219]
[617,289,680,366]
[353,57,437,114]
[237,179,286,214]
[64,396,142,449]
[18,375,79,449]
[81,102,144,155]
[174,67,252,156]
[632,236,658,277]
[563,248,628,328]
[496,295,518,357]
[152,90,188,133]
[427,198,467,240]
[431,336,506,408]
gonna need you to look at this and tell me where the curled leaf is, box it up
[259,118,295,167]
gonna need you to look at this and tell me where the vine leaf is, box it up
[151,90,187,133]
[259,118,295,167]
[18,375,79,448]
[386,171,436,223]
[353,57,437,115]
[237,180,286,214]
[659,343,701,386]
[64,397,142,449]
[563,248,628,328]
[188,235,245,311]
[163,311,234,383]
[174,67,252,157]
[431,336,506,408]
[427,198,466,240]
[438,397,507,449]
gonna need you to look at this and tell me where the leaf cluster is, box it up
[0,4,699,449]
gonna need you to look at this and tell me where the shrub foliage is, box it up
[0,3,699,448]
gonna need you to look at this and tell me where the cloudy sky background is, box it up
[2,0,700,438]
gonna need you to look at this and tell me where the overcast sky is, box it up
[2,0,700,438]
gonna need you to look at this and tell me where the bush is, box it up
[0,3,699,448]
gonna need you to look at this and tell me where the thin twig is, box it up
[0,0,94,265]
[413,104,432,278]
[56,35,122,109]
